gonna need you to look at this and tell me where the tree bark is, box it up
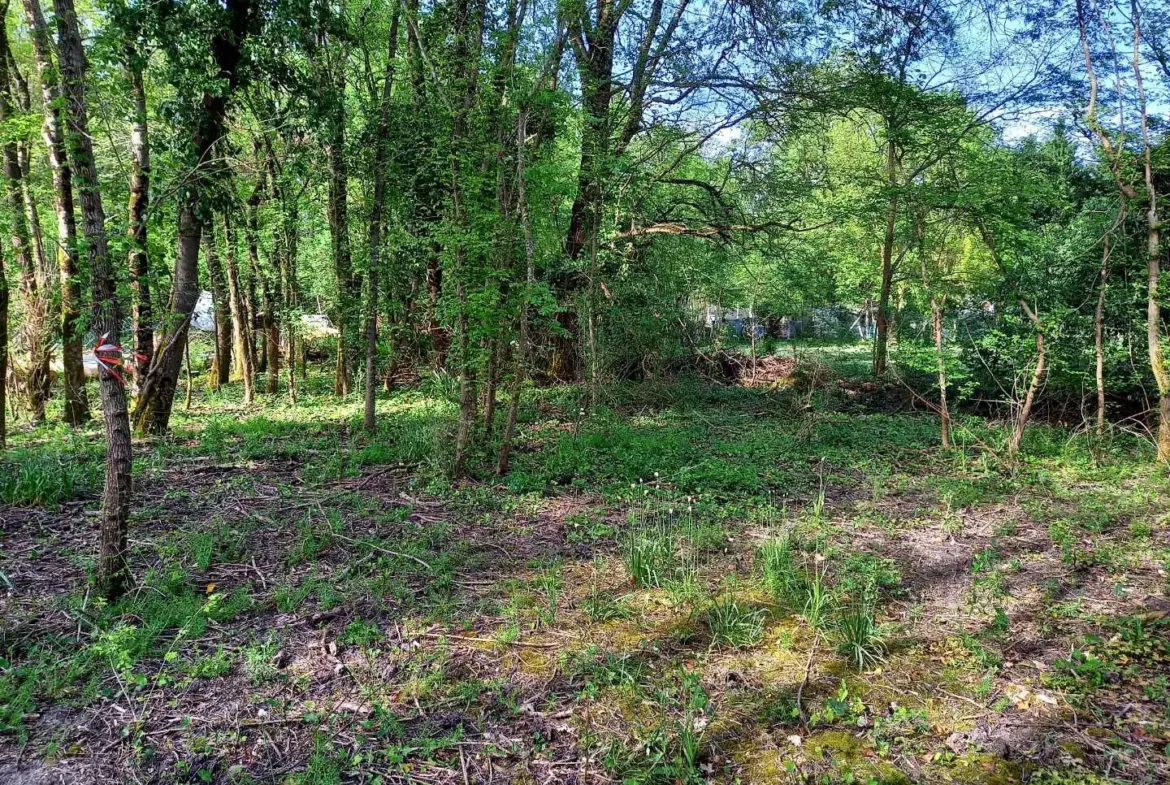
[1131,0,1170,461]
[497,110,535,476]
[7,46,51,299]
[55,0,132,599]
[246,163,280,394]
[451,0,485,476]
[322,49,358,397]
[1095,231,1110,436]
[22,0,87,425]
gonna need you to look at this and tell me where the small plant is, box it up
[704,595,765,649]
[242,636,282,684]
[839,552,902,603]
[624,528,676,588]
[583,590,632,621]
[621,507,702,591]
[534,565,563,626]
[759,534,808,611]
[835,597,887,670]
[809,488,826,521]
[339,619,383,647]
[191,532,215,571]
[801,558,832,628]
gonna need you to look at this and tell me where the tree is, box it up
[133,0,257,434]
[21,0,87,425]
[54,0,133,599]
[0,6,50,422]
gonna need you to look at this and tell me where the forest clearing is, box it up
[3,0,1170,782]
[3,355,1169,784]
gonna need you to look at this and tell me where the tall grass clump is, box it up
[759,533,807,610]
[0,446,102,506]
[621,506,707,592]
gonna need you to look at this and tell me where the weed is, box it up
[802,558,832,628]
[835,597,887,670]
[242,637,282,684]
[621,508,701,591]
[759,534,808,611]
[704,595,766,649]
[583,590,632,621]
[0,445,102,506]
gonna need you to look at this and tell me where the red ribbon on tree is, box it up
[93,332,127,386]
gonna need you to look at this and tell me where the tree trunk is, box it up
[483,337,500,440]
[0,27,47,423]
[0,29,48,423]
[450,0,484,476]
[22,0,87,425]
[874,135,898,377]
[497,110,535,476]
[1095,230,1110,436]
[326,82,357,397]
[127,40,153,379]
[1130,4,1170,461]
[0,254,6,448]
[55,0,132,600]
[365,6,400,431]
[135,199,201,433]
[1008,302,1045,455]
[204,223,232,388]
[931,297,950,449]
[223,215,254,403]
[246,165,280,394]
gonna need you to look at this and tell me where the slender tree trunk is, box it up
[55,0,132,599]
[931,297,950,448]
[184,329,193,410]
[0,28,48,423]
[6,46,49,298]
[1095,231,1109,436]
[425,253,446,367]
[498,110,535,476]
[127,41,153,379]
[0,42,47,423]
[1131,2,1170,461]
[1008,302,1045,455]
[204,223,232,388]
[451,0,485,476]
[365,6,400,430]
[22,0,87,424]
[874,135,898,377]
[277,184,299,405]
[483,337,500,440]
[223,215,254,403]
[246,165,280,394]
[0,254,5,447]
[326,77,357,397]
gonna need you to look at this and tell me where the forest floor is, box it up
[2,354,1169,785]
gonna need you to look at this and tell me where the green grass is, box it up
[4,366,1167,783]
